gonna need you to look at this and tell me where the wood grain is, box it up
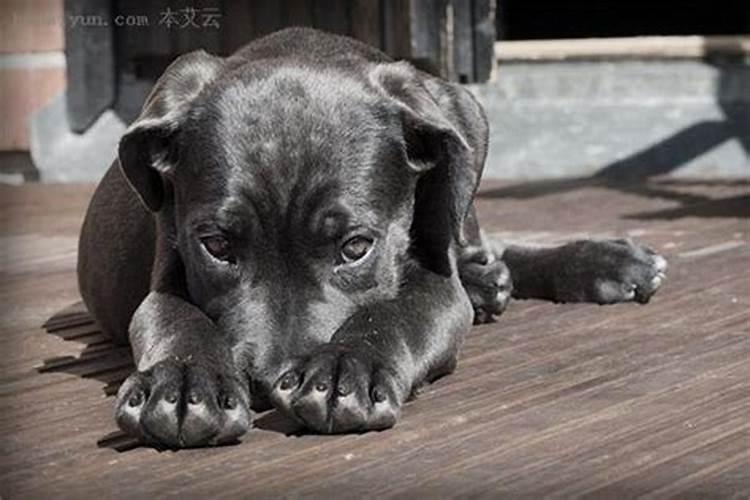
[0,178,748,497]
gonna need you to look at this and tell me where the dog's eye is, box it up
[341,236,373,263]
[201,235,233,262]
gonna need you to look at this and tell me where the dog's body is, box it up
[78,28,666,447]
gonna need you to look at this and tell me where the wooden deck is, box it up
[1,178,749,498]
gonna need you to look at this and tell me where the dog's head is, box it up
[118,50,477,389]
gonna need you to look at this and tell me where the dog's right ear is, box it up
[118,50,225,211]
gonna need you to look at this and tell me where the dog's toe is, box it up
[271,345,403,434]
[582,240,668,305]
[115,359,252,448]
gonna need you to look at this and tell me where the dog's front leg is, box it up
[502,239,668,305]
[269,269,473,434]
[114,292,251,448]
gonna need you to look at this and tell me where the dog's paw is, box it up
[270,344,404,434]
[559,239,668,304]
[115,358,251,448]
[458,245,513,323]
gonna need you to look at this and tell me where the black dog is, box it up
[77,28,667,448]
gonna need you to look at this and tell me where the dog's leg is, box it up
[269,268,472,434]
[114,292,251,448]
[500,239,667,305]
[457,205,513,323]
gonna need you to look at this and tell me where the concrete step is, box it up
[470,58,750,179]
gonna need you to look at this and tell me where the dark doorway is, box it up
[497,0,750,40]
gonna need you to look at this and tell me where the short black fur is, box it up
[77,28,667,447]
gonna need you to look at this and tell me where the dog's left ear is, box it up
[118,50,226,211]
[371,62,479,274]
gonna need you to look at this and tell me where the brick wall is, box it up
[0,0,66,151]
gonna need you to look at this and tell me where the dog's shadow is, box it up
[40,302,303,453]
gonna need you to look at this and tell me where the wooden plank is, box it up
[1,178,749,497]
[494,35,750,62]
[312,0,351,35]
[252,0,284,37]
[350,0,382,49]
[452,0,474,82]
[169,2,222,55]
[409,0,449,76]
[383,0,448,76]
[471,0,495,82]
[283,0,313,27]
[63,0,115,132]
[381,0,411,57]
[222,1,254,53]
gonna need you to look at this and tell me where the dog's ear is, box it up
[371,62,478,274]
[118,50,225,211]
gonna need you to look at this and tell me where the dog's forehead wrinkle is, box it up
[208,64,388,143]
[215,136,392,224]
[182,67,400,200]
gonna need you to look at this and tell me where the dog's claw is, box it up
[570,239,668,304]
[115,359,252,448]
[271,345,403,434]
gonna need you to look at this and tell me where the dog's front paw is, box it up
[270,344,404,434]
[561,239,668,304]
[115,358,251,448]
[458,245,513,323]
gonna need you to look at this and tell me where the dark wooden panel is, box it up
[170,1,222,54]
[383,0,450,77]
[409,0,449,76]
[251,1,283,37]
[351,0,382,49]
[283,0,314,27]
[471,0,495,82]
[110,0,490,85]
[222,1,254,53]
[114,0,173,66]
[312,0,351,35]
[452,0,475,82]
[382,0,411,57]
[114,0,224,79]
[64,0,115,132]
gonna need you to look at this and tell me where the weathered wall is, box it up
[471,59,750,179]
[0,0,65,151]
